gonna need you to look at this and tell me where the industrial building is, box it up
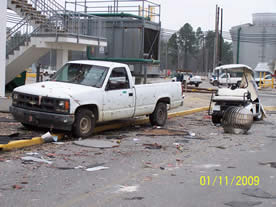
[230,13,276,72]
[0,0,161,97]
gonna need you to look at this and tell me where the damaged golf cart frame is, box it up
[209,64,266,125]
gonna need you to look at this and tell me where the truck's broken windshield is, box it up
[52,63,109,88]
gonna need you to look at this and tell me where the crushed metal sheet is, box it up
[242,188,276,199]
[41,132,58,143]
[224,201,262,207]
[73,140,119,148]
[117,185,139,193]
[195,164,221,169]
[21,156,52,164]
[86,166,109,172]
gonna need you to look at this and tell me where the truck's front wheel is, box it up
[149,102,167,126]
[73,109,95,138]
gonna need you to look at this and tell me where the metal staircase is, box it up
[6,0,107,84]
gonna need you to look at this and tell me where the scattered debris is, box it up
[26,152,39,156]
[106,135,127,140]
[196,164,221,169]
[133,138,140,142]
[86,166,109,172]
[266,135,276,139]
[174,139,189,144]
[171,173,176,176]
[160,167,165,170]
[124,196,144,200]
[137,128,191,137]
[224,201,262,207]
[242,188,276,199]
[12,185,23,190]
[21,156,52,164]
[210,146,226,150]
[73,140,119,148]
[21,181,28,184]
[227,166,236,168]
[52,142,65,145]
[41,132,58,143]
[259,162,276,168]
[143,143,162,150]
[117,185,139,193]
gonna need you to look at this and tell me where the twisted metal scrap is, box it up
[222,106,253,134]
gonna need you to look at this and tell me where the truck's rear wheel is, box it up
[149,102,167,126]
[73,109,95,138]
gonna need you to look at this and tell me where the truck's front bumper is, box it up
[10,106,74,131]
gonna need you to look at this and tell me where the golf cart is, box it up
[209,64,265,125]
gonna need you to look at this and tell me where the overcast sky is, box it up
[156,0,276,32]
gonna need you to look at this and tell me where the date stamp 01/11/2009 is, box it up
[200,176,260,186]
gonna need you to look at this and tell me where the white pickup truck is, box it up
[10,60,184,137]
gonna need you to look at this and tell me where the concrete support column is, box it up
[56,49,69,70]
[0,2,7,97]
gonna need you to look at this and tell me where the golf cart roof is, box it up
[214,64,254,73]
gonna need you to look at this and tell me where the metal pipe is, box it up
[236,27,242,64]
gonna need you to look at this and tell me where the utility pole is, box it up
[213,5,219,70]
[219,8,223,65]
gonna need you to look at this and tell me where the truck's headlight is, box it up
[56,100,70,113]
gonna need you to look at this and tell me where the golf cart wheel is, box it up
[149,102,167,126]
[195,83,199,87]
[254,112,264,121]
[213,80,219,86]
[212,112,222,124]
[73,108,95,138]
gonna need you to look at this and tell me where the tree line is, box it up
[160,23,233,74]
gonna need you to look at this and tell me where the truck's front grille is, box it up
[13,92,59,114]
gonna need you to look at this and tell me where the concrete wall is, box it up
[0,3,7,96]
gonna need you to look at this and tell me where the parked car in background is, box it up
[186,74,202,87]
[43,68,56,76]
[211,64,244,87]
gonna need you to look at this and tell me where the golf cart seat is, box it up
[213,88,250,102]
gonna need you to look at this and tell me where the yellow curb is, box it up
[0,107,210,151]
[264,106,276,111]
[0,134,63,151]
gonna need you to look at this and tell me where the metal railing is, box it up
[65,0,161,23]
[7,0,106,59]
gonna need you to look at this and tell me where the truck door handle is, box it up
[129,93,133,96]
